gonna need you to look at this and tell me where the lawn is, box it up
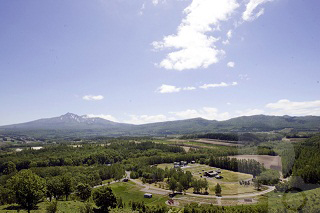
[109,181,168,206]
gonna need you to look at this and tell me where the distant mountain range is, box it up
[0,113,319,138]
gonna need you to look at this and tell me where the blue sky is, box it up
[0,0,319,125]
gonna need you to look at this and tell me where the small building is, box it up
[204,171,217,178]
[144,193,152,198]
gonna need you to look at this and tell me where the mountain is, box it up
[1,113,132,130]
[0,113,319,138]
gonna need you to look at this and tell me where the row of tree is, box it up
[208,156,264,177]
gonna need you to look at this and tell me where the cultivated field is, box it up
[192,139,244,147]
[229,155,282,171]
[168,139,243,147]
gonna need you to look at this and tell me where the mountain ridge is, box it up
[0,113,319,138]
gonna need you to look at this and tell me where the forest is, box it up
[0,135,319,212]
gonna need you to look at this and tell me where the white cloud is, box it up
[156,84,197,93]
[183,86,196,91]
[152,0,239,71]
[266,99,320,116]
[157,84,181,93]
[86,114,118,122]
[227,30,232,39]
[199,81,238,89]
[82,95,104,101]
[171,107,231,120]
[242,0,272,22]
[227,61,235,68]
[125,114,173,125]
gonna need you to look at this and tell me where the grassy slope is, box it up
[260,188,320,212]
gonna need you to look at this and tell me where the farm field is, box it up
[229,155,282,171]
[192,139,243,147]
[166,139,240,148]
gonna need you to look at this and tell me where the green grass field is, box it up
[109,181,168,206]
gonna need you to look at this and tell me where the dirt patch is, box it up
[229,155,282,171]
[166,199,180,206]
[182,146,191,152]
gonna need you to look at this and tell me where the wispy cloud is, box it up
[242,0,273,22]
[86,114,118,122]
[125,114,173,125]
[199,81,238,89]
[183,86,196,91]
[82,95,104,101]
[235,108,265,116]
[152,0,239,71]
[239,74,250,80]
[152,0,167,6]
[171,107,231,120]
[138,3,146,16]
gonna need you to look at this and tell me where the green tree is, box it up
[215,183,222,196]
[0,186,14,205]
[46,200,58,213]
[8,170,46,213]
[80,202,94,213]
[46,177,64,201]
[93,187,117,212]
[168,178,178,194]
[289,176,305,190]
[253,178,262,191]
[61,175,73,201]
[76,183,92,201]
[2,161,17,175]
